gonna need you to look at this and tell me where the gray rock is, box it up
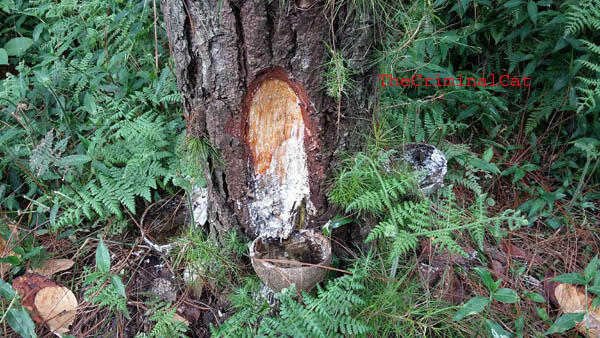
[398,143,447,196]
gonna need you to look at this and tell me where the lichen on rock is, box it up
[399,143,447,196]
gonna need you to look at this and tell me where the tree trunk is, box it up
[161,0,375,242]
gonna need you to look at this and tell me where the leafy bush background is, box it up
[376,0,600,228]
[1,0,186,232]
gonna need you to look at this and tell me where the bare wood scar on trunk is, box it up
[243,67,317,239]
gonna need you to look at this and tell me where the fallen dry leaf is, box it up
[544,272,559,306]
[500,239,529,259]
[553,283,600,337]
[418,262,444,287]
[13,273,78,335]
[172,313,190,326]
[29,258,74,277]
[491,259,506,279]
[178,302,201,322]
[417,239,471,304]
[434,269,468,305]
[34,285,77,335]
[13,273,55,322]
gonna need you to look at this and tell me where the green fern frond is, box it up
[565,0,600,36]
[213,262,371,337]
[389,231,419,257]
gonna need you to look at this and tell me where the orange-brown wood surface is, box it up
[246,79,305,177]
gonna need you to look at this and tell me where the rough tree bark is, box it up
[161,0,375,242]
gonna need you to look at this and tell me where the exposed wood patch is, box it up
[244,67,315,239]
[247,78,304,176]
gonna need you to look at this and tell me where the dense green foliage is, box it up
[0,0,186,232]
[212,258,371,337]
[329,150,527,277]
[0,1,188,335]
[375,0,600,227]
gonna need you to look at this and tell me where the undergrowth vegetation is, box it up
[0,0,189,335]
[0,0,187,230]
[374,0,600,227]
[317,0,600,336]
[0,0,599,337]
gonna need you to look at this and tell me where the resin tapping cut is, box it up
[244,68,315,239]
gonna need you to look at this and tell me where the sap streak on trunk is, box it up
[161,0,375,241]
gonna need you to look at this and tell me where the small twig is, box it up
[188,298,221,325]
[152,0,159,73]
[253,257,352,275]
[329,237,358,260]
[81,314,110,337]
[271,264,302,298]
